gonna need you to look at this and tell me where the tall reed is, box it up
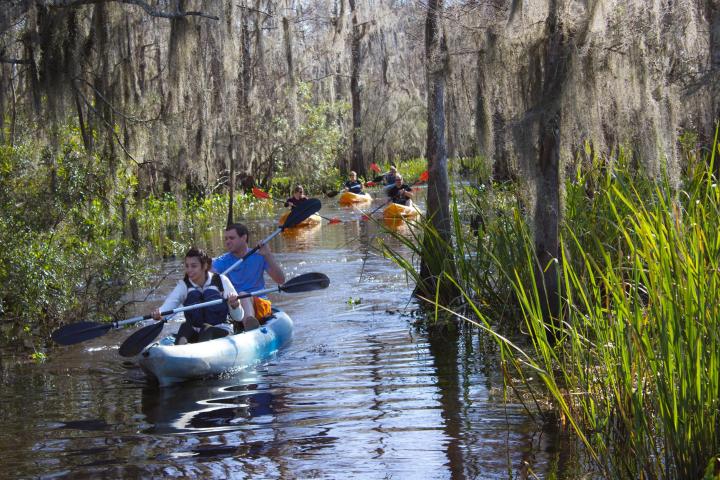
[478,150,719,477]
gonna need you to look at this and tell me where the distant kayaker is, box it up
[213,223,286,331]
[152,247,243,345]
[386,175,414,206]
[284,185,308,208]
[383,165,398,186]
[343,171,364,194]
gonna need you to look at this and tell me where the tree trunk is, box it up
[349,0,365,176]
[418,0,457,306]
[533,0,567,326]
[283,16,297,128]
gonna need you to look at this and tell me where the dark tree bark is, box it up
[349,0,367,176]
[533,0,568,326]
[283,16,297,128]
[418,0,457,307]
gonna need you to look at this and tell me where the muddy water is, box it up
[0,193,577,479]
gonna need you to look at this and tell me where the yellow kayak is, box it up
[338,191,372,205]
[279,210,322,227]
[383,202,419,219]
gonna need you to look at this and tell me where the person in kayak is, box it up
[213,223,286,332]
[386,175,414,206]
[383,165,398,186]
[284,185,308,208]
[152,247,243,345]
[343,171,364,194]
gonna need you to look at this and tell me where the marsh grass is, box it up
[381,143,720,478]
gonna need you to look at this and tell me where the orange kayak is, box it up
[279,211,322,227]
[338,191,372,205]
[383,202,418,219]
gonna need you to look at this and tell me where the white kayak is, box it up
[139,310,293,387]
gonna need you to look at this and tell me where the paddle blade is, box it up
[252,187,271,199]
[328,218,342,224]
[279,272,330,293]
[370,162,381,173]
[281,198,321,229]
[52,321,112,346]
[373,175,385,183]
[118,321,166,357]
[365,181,376,187]
[418,170,429,182]
[326,190,339,198]
[361,214,370,221]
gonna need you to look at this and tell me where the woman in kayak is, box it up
[343,171,364,194]
[284,185,308,208]
[152,247,243,345]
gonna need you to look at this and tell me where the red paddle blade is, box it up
[370,162,381,173]
[365,181,376,187]
[252,187,271,199]
[361,214,370,221]
[419,170,429,182]
[328,218,342,224]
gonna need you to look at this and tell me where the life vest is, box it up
[183,273,229,327]
[345,180,363,194]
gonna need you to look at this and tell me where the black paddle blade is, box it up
[118,321,166,357]
[281,198,321,228]
[280,272,330,293]
[326,190,339,198]
[52,321,113,346]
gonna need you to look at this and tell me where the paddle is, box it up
[117,272,330,357]
[361,170,429,220]
[252,187,341,224]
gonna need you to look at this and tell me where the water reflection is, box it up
[141,377,281,434]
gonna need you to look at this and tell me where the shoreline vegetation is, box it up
[380,138,720,478]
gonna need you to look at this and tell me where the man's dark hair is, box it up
[226,222,249,241]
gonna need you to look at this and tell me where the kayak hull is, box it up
[139,310,293,387]
[279,211,322,227]
[338,191,372,205]
[383,202,419,219]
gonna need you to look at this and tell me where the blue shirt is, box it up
[212,251,269,295]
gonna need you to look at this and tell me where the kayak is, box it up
[139,310,293,387]
[338,191,372,205]
[383,202,419,219]
[279,210,322,227]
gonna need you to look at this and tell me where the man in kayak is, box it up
[383,165,399,186]
[386,175,414,206]
[213,223,286,331]
[284,185,308,208]
[152,247,243,345]
[343,171,364,194]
